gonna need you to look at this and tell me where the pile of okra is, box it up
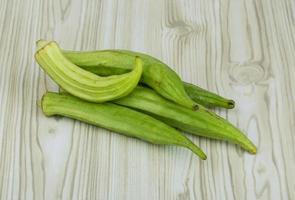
[35,40,257,160]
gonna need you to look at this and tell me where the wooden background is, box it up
[0,0,294,199]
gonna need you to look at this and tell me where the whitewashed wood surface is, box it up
[1,0,295,199]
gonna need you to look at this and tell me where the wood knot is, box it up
[229,63,267,85]
[165,20,205,37]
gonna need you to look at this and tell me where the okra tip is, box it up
[238,136,257,154]
[186,142,207,160]
[247,144,257,154]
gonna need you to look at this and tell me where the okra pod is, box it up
[37,40,197,109]
[41,92,207,159]
[35,41,142,103]
[183,82,235,109]
[37,40,235,109]
[64,49,235,109]
[113,87,257,154]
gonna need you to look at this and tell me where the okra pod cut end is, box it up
[193,104,199,111]
[210,98,235,109]
[36,39,50,50]
[227,100,235,109]
[40,93,53,117]
[35,41,143,103]
[183,82,236,109]
[204,98,236,109]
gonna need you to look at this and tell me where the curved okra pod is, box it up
[64,49,235,109]
[41,92,207,160]
[35,41,142,103]
[36,40,197,110]
[113,87,257,154]
[37,40,235,109]
[183,82,235,109]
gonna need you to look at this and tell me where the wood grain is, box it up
[0,0,295,199]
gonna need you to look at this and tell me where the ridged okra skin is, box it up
[183,82,235,109]
[41,92,207,160]
[62,49,198,109]
[35,41,142,103]
[37,39,235,109]
[113,87,257,154]
[63,49,235,109]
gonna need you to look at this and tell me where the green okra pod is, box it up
[183,82,235,109]
[113,87,257,154]
[37,40,197,110]
[64,49,235,109]
[41,92,207,160]
[37,40,235,109]
[35,41,142,103]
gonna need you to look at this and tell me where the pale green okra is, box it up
[35,41,143,103]
[113,87,257,154]
[37,40,198,110]
[41,92,207,160]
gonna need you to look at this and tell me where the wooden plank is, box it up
[0,0,294,199]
